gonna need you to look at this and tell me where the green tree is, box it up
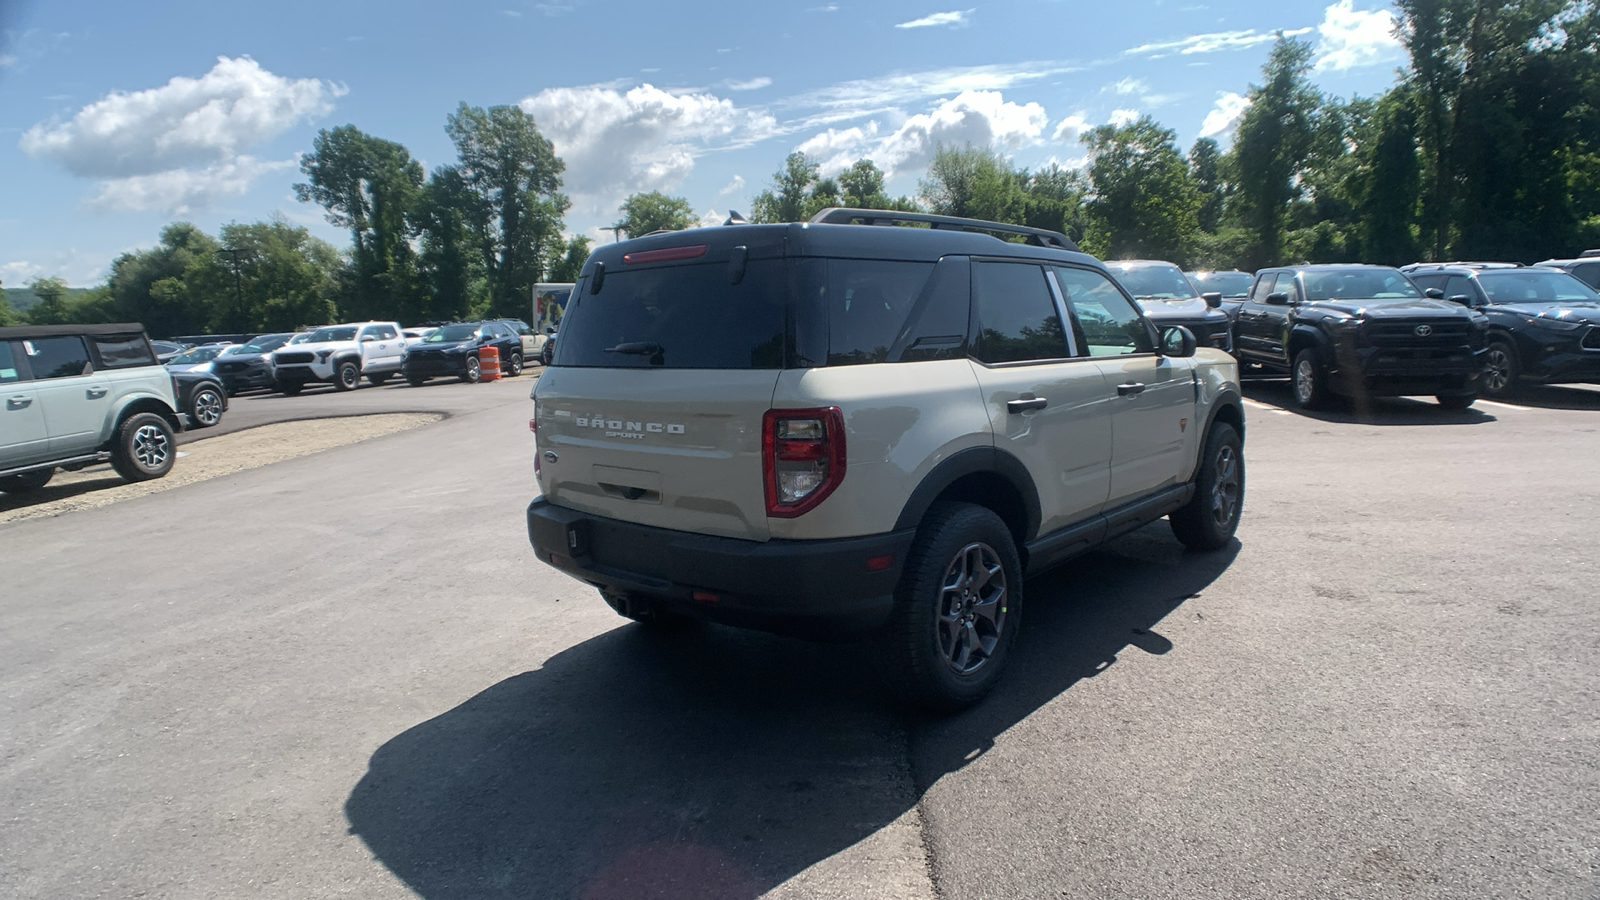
[751,153,822,223]
[22,277,71,325]
[616,192,696,238]
[102,223,222,337]
[0,279,17,326]
[919,145,1027,223]
[1020,164,1087,240]
[413,165,487,322]
[210,219,341,332]
[544,235,591,284]
[1189,138,1225,233]
[445,103,570,319]
[1230,36,1322,268]
[1354,92,1422,266]
[1082,117,1200,262]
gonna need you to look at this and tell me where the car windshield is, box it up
[307,327,358,342]
[426,324,482,342]
[1302,268,1421,301]
[1188,271,1253,298]
[170,346,225,365]
[240,334,290,353]
[1110,264,1198,300]
[1477,270,1600,304]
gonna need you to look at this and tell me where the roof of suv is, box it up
[0,322,150,340]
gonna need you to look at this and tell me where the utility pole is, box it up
[215,248,251,332]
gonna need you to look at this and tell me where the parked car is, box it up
[1186,270,1254,301]
[1236,264,1487,409]
[210,332,294,394]
[402,321,525,385]
[527,207,1245,710]
[1105,260,1234,354]
[170,368,229,428]
[496,318,541,358]
[1,323,182,492]
[401,327,438,347]
[540,330,557,366]
[164,342,234,373]
[150,340,189,363]
[1403,263,1600,397]
[270,322,406,394]
[1534,256,1600,290]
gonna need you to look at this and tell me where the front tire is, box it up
[1170,421,1244,551]
[880,502,1022,712]
[188,384,224,428]
[110,412,175,482]
[1437,393,1477,410]
[460,356,481,383]
[277,380,303,396]
[334,361,361,391]
[406,375,427,387]
[1482,339,1519,398]
[1291,348,1331,410]
[367,373,391,387]
[0,469,53,493]
[507,350,524,376]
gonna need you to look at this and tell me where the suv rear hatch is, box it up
[532,235,791,542]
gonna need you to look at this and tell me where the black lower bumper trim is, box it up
[527,499,913,639]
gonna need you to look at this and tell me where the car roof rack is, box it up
[1402,261,1523,271]
[808,207,1079,251]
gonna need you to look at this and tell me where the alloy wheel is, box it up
[937,541,1008,675]
[1210,444,1240,527]
[132,425,170,471]
[193,389,223,426]
[1295,359,1316,404]
[1485,347,1511,393]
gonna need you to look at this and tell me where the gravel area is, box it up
[0,413,443,525]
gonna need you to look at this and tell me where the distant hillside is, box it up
[4,287,94,313]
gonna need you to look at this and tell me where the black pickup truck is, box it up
[1235,265,1487,410]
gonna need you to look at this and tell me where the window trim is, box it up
[1051,262,1160,360]
[967,258,1079,367]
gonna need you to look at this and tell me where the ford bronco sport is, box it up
[1,323,182,493]
[526,209,1246,709]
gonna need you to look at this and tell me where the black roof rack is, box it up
[808,207,1079,251]
[0,322,150,340]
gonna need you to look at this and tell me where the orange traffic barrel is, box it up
[479,344,501,382]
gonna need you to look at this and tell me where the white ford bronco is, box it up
[1,323,182,492]
[270,321,406,394]
[526,210,1245,709]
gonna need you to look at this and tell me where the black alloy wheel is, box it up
[1170,421,1244,551]
[334,361,361,392]
[189,384,224,428]
[1482,339,1519,398]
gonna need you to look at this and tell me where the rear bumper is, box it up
[526,498,912,639]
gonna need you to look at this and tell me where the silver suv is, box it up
[526,210,1246,709]
[1,324,182,493]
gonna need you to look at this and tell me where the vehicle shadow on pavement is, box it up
[1242,381,1499,426]
[345,525,1235,900]
[0,472,124,513]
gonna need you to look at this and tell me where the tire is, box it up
[879,502,1022,712]
[1437,393,1477,410]
[1482,339,1519,398]
[507,350,524,376]
[406,375,427,387]
[334,360,361,392]
[541,340,555,366]
[367,373,391,387]
[460,356,481,383]
[0,469,53,493]
[110,412,175,482]
[188,384,224,428]
[1291,347,1331,410]
[1170,421,1244,551]
[278,380,303,396]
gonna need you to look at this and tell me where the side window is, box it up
[971,262,1069,364]
[23,336,93,379]
[1250,273,1279,303]
[1052,266,1154,357]
[1409,274,1443,292]
[826,260,935,366]
[1442,275,1474,301]
[1574,263,1600,289]
[375,325,398,340]
[1272,272,1299,300]
[92,333,157,368]
[0,341,21,383]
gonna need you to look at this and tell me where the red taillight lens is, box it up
[762,407,846,518]
[622,244,708,265]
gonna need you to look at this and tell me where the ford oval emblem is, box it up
[1414,324,1433,337]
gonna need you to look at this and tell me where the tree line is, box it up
[7,1,1596,333]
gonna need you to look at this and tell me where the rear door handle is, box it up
[1006,396,1048,413]
[1117,382,1146,397]
[86,387,108,399]
[7,396,32,409]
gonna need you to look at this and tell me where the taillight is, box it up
[762,407,846,518]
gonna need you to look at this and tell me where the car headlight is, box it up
[1522,315,1582,331]
[1333,317,1362,331]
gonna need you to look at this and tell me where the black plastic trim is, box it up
[1022,483,1194,576]
[891,446,1042,540]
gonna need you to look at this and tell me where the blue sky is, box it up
[1,0,1409,286]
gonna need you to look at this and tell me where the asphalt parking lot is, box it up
[2,374,1597,899]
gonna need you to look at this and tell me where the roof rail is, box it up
[808,207,1079,251]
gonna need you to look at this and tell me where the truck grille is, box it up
[1365,320,1471,349]
[276,352,314,364]
[1583,327,1600,351]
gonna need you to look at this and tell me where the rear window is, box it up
[92,333,157,368]
[23,335,93,379]
[557,260,788,369]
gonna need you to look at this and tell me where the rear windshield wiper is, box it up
[603,341,665,364]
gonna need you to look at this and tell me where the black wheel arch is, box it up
[1287,324,1335,366]
[1185,391,1245,482]
[110,398,181,442]
[892,446,1042,549]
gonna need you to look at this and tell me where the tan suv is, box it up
[526,210,1245,709]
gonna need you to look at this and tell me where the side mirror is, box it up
[1447,294,1475,307]
[1201,291,1223,309]
[1159,325,1198,358]
[1424,288,1445,299]
[1265,292,1290,306]
[361,334,376,342]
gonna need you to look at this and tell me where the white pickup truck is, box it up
[270,322,406,394]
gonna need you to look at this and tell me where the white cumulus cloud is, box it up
[1199,91,1251,139]
[788,90,1047,179]
[1052,114,1089,144]
[19,56,340,213]
[1107,77,1149,95]
[795,121,882,173]
[1314,0,1403,71]
[896,9,973,29]
[520,83,778,218]
[1109,108,1140,126]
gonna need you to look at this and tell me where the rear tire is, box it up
[879,502,1021,712]
[334,361,361,391]
[0,469,53,493]
[1170,421,1244,551]
[507,350,524,376]
[367,373,391,387]
[1291,348,1331,410]
[1437,393,1477,410]
[110,412,175,482]
[461,356,481,383]
[406,375,427,387]
[188,384,224,428]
